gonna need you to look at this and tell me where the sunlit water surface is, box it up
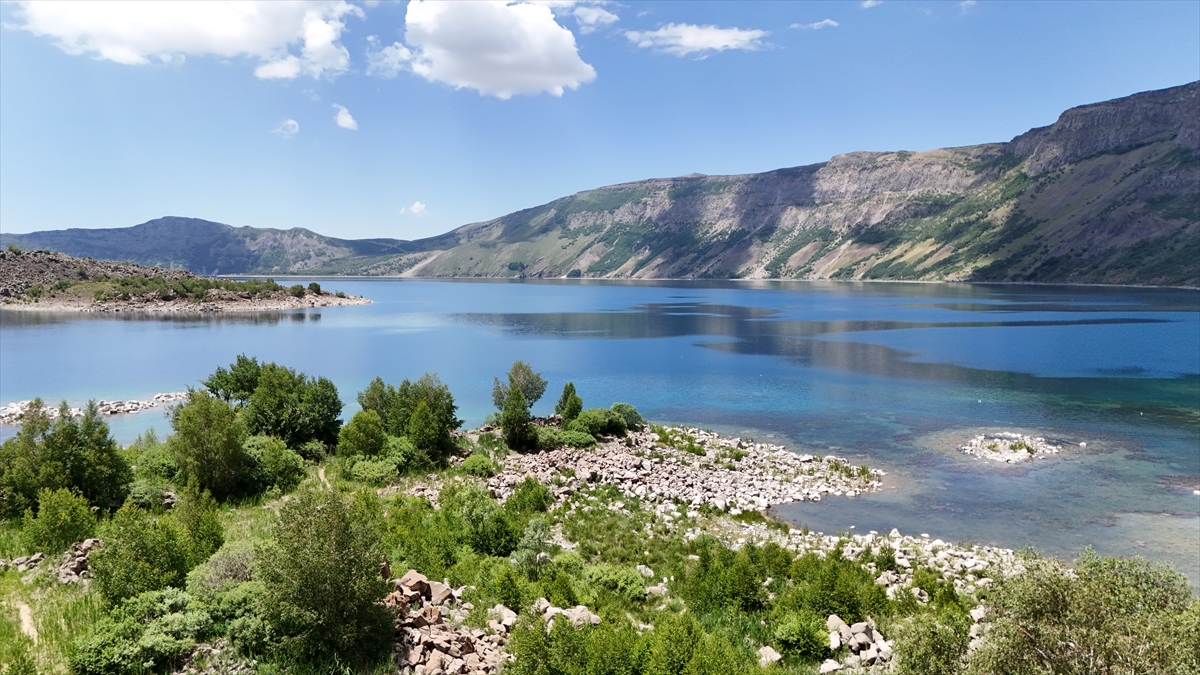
[2,279,1197,582]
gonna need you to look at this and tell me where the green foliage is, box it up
[70,588,213,675]
[441,482,518,558]
[202,354,262,405]
[461,454,498,478]
[510,517,552,580]
[288,284,305,297]
[405,400,442,456]
[243,363,343,449]
[567,408,627,438]
[651,425,704,455]
[493,360,549,409]
[609,402,646,430]
[894,611,969,675]
[257,490,392,666]
[535,425,564,450]
[780,549,888,624]
[20,487,95,554]
[773,610,828,661]
[359,373,463,461]
[92,502,191,605]
[91,275,284,304]
[966,551,1199,675]
[506,476,554,516]
[678,544,767,614]
[0,399,131,519]
[561,430,597,448]
[581,564,647,600]
[337,409,387,457]
[554,382,583,423]
[307,282,321,294]
[355,376,395,429]
[349,458,399,486]
[503,377,536,451]
[243,435,306,493]
[168,390,249,500]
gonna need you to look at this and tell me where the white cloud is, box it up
[625,23,768,58]
[272,118,300,138]
[332,104,357,130]
[367,1,596,98]
[861,0,882,7]
[14,1,362,80]
[401,201,427,215]
[791,19,839,30]
[573,6,618,34]
[959,0,977,11]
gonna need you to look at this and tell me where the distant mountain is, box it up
[0,216,424,276]
[3,82,1197,286]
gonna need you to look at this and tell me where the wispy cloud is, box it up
[574,6,618,34]
[959,0,977,12]
[791,19,839,30]
[332,104,357,130]
[625,23,768,58]
[272,118,300,139]
[861,0,882,7]
[401,201,427,216]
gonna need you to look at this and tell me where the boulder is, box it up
[757,646,782,668]
[428,580,454,606]
[399,569,431,597]
[829,631,841,651]
[819,659,843,674]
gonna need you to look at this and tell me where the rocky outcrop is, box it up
[57,538,102,584]
[822,614,893,671]
[958,432,1065,464]
[1,392,188,426]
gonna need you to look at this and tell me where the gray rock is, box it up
[757,645,782,668]
[819,659,843,674]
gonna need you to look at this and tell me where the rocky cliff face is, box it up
[3,82,1196,286]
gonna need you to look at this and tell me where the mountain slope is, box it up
[2,82,1196,286]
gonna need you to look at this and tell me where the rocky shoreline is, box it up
[0,391,188,425]
[0,290,371,313]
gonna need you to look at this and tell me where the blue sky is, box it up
[1,0,1197,241]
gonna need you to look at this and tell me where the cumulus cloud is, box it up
[332,104,357,130]
[861,0,882,7]
[366,1,596,99]
[401,201,427,215]
[13,1,361,79]
[791,19,839,30]
[272,118,300,138]
[573,6,618,33]
[625,23,768,58]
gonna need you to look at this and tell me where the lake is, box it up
[2,278,1198,583]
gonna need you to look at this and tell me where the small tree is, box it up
[338,409,387,457]
[356,376,396,429]
[202,354,262,405]
[21,488,95,553]
[554,382,583,423]
[169,390,249,500]
[502,378,534,452]
[307,282,321,294]
[406,400,440,456]
[493,360,548,410]
[172,480,224,569]
[258,490,392,665]
[92,502,190,605]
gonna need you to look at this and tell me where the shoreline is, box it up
[0,293,371,313]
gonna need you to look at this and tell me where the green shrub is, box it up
[567,408,626,438]
[172,481,225,569]
[242,363,343,449]
[92,502,191,605]
[554,382,583,423]
[384,435,430,474]
[169,390,249,500]
[535,425,564,450]
[257,490,392,666]
[462,454,498,478]
[502,378,535,451]
[288,284,305,297]
[20,487,95,553]
[774,610,828,661]
[337,409,387,457]
[296,439,327,461]
[506,477,554,515]
[307,282,321,294]
[560,430,597,448]
[609,402,645,430]
[351,458,399,485]
[492,361,548,410]
[894,610,969,675]
[582,564,647,600]
[70,588,213,675]
[244,435,306,493]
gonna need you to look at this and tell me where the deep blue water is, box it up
[2,279,1198,582]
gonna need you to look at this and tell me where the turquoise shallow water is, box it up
[2,279,1198,582]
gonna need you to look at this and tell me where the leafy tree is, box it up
[502,377,535,452]
[337,409,387,457]
[92,502,191,605]
[168,390,249,500]
[773,610,828,662]
[390,373,461,457]
[356,376,396,429]
[172,481,225,569]
[554,382,583,423]
[493,360,548,410]
[406,400,442,456]
[243,363,343,448]
[610,402,645,430]
[244,436,306,493]
[567,407,627,438]
[21,487,95,553]
[894,610,969,675]
[0,399,131,518]
[307,282,321,294]
[257,490,392,666]
[202,354,262,406]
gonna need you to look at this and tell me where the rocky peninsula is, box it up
[0,392,188,426]
[0,248,369,312]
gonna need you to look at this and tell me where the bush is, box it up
[502,378,535,451]
[172,481,224,569]
[506,476,554,515]
[560,430,597,448]
[242,363,343,449]
[296,439,327,461]
[554,382,583,423]
[257,490,392,666]
[307,282,321,294]
[567,408,626,438]
[350,458,399,486]
[462,454,498,478]
[0,399,131,519]
[384,435,430,474]
[966,551,1199,675]
[894,611,969,675]
[288,284,305,297]
[535,425,563,450]
[244,435,306,493]
[92,502,191,605]
[492,360,548,409]
[20,487,95,553]
[609,402,645,430]
[582,564,647,600]
[70,588,213,675]
[169,391,249,500]
[337,409,387,457]
[774,610,828,661]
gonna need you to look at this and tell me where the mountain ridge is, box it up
[3,82,1197,286]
